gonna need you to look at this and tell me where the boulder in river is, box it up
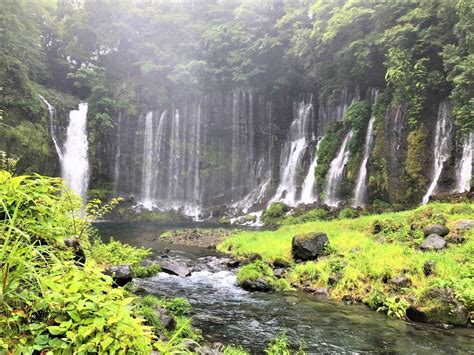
[292,232,329,261]
[241,278,274,292]
[420,234,447,251]
[104,265,133,287]
[423,224,449,237]
[160,259,191,277]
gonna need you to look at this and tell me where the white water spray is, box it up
[456,132,473,192]
[422,101,452,204]
[300,138,323,203]
[353,116,376,207]
[324,130,353,207]
[272,97,313,205]
[62,103,89,201]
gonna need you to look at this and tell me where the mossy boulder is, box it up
[423,224,450,237]
[291,232,329,261]
[420,234,447,251]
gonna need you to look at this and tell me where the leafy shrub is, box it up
[222,345,249,354]
[363,288,385,309]
[377,297,410,319]
[283,208,329,225]
[237,260,274,284]
[449,204,473,215]
[262,202,290,226]
[264,332,291,355]
[90,238,151,266]
[338,208,359,219]
[132,263,161,278]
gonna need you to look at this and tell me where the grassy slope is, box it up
[218,203,473,323]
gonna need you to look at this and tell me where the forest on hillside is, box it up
[0,1,473,353]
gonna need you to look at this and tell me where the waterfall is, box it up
[422,101,453,204]
[271,96,313,205]
[113,112,122,195]
[300,138,323,204]
[62,103,89,202]
[39,95,62,159]
[456,132,473,192]
[352,92,378,207]
[324,130,353,207]
[141,111,155,207]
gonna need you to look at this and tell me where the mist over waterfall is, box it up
[300,138,323,204]
[457,132,473,193]
[422,101,452,204]
[113,91,275,214]
[325,131,353,207]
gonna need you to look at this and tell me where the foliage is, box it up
[219,202,474,324]
[377,297,410,320]
[0,171,155,352]
[237,260,293,292]
[315,126,341,195]
[132,263,161,278]
[405,127,429,201]
[262,202,290,226]
[282,208,329,225]
[338,208,360,220]
[89,237,150,266]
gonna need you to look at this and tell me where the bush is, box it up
[338,208,359,219]
[132,263,161,278]
[90,238,151,266]
[282,208,329,225]
[450,204,473,215]
[377,297,410,320]
[262,202,289,226]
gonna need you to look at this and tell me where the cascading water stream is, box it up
[271,97,313,205]
[61,103,90,202]
[353,116,376,207]
[324,131,353,207]
[456,132,473,192]
[422,101,452,204]
[39,95,62,159]
[300,138,323,203]
[141,111,155,208]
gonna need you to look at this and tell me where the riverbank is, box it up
[218,202,474,326]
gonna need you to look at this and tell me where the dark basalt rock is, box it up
[420,234,447,251]
[64,238,86,265]
[226,259,240,268]
[273,268,285,278]
[104,265,133,287]
[454,219,473,232]
[272,258,290,269]
[241,278,274,292]
[291,232,329,261]
[160,259,191,277]
[390,275,411,288]
[423,224,449,237]
[406,306,427,323]
[423,260,436,276]
[328,272,342,286]
[424,288,469,325]
[155,308,176,331]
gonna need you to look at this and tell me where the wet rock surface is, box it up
[292,232,329,261]
[104,265,133,286]
[420,234,447,251]
[423,224,450,237]
[160,259,192,277]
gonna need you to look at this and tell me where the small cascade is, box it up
[271,96,314,205]
[324,130,353,207]
[62,103,89,201]
[422,101,453,204]
[39,95,62,159]
[456,132,473,192]
[141,111,155,207]
[300,138,323,204]
[353,90,378,207]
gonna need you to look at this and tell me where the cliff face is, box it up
[87,85,471,213]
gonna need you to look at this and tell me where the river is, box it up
[95,222,473,353]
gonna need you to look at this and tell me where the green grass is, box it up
[218,202,474,323]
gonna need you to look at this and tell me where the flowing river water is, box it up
[95,222,473,354]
